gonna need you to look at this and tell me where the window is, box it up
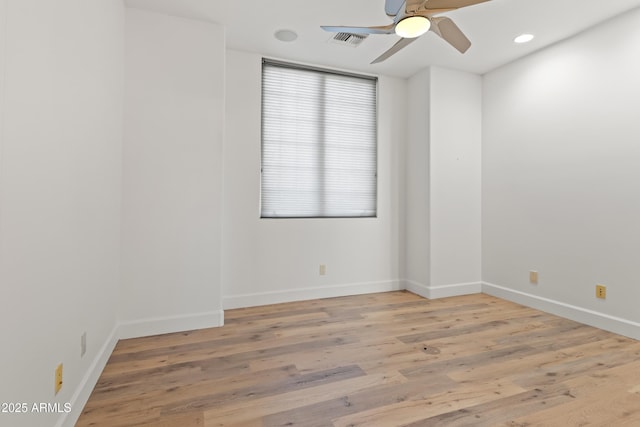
[261,59,378,218]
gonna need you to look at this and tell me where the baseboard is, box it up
[482,282,640,341]
[223,280,404,309]
[56,325,119,427]
[119,310,225,339]
[404,280,482,299]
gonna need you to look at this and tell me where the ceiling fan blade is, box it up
[321,24,395,35]
[385,0,406,16]
[421,0,490,10]
[430,16,471,53]
[371,37,417,64]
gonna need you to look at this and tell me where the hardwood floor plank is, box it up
[78,403,161,427]
[261,374,457,426]
[162,365,366,417]
[158,334,359,369]
[331,379,527,427]
[447,336,627,384]
[399,344,537,378]
[135,411,205,427]
[401,385,574,427]
[201,371,407,426]
[87,363,297,415]
[76,292,640,427]
[505,363,640,426]
[248,336,410,373]
[513,338,640,389]
[106,330,276,365]
[397,313,545,344]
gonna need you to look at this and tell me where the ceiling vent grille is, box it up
[329,32,368,47]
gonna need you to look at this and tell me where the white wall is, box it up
[405,68,431,287]
[482,8,640,338]
[120,8,225,336]
[0,1,124,427]
[222,50,406,308]
[405,67,482,298]
[429,67,482,291]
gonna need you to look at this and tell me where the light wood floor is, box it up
[77,291,640,426]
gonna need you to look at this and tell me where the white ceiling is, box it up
[125,0,640,78]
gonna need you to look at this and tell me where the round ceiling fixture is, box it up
[514,33,534,44]
[395,16,431,39]
[274,29,298,42]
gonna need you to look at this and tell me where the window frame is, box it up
[260,58,379,219]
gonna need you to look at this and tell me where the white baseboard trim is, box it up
[223,280,404,309]
[404,280,482,299]
[119,310,225,339]
[482,282,640,341]
[57,325,119,427]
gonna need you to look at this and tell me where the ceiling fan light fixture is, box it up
[395,16,430,39]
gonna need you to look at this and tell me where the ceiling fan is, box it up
[321,0,490,64]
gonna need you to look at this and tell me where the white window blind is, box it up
[261,60,378,218]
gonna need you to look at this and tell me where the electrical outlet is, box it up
[529,270,538,284]
[596,284,606,299]
[319,264,326,276]
[81,332,87,357]
[55,363,63,394]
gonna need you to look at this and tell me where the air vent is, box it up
[329,32,368,47]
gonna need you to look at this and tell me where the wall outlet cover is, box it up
[55,363,63,394]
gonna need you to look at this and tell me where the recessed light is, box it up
[274,29,298,42]
[514,33,534,44]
